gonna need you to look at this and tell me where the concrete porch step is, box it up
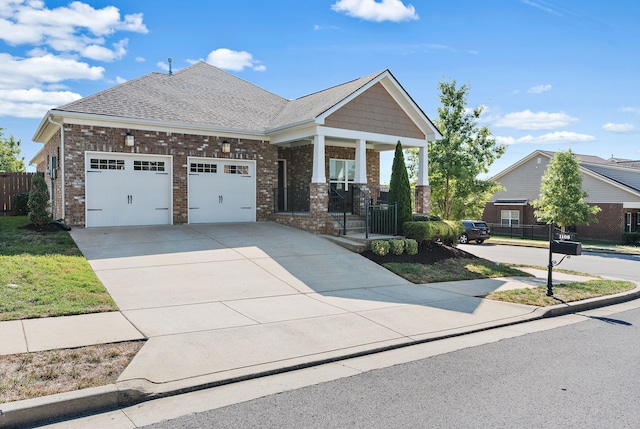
[321,235,368,253]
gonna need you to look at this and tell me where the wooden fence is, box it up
[0,172,34,213]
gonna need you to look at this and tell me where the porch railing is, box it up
[353,186,396,238]
[273,187,310,214]
[328,186,347,235]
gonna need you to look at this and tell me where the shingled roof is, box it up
[53,62,387,133]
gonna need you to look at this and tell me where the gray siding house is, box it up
[483,150,640,241]
[30,62,441,234]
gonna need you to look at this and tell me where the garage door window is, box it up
[90,159,125,170]
[191,163,217,173]
[224,165,249,175]
[134,160,165,171]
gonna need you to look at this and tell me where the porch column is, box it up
[354,139,367,184]
[415,146,431,214]
[311,134,326,183]
[417,146,428,186]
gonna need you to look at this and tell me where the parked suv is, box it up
[460,220,491,244]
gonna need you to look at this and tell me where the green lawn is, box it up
[0,216,117,321]
[383,258,532,284]
[487,279,636,306]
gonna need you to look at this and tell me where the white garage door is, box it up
[85,152,172,227]
[188,157,255,223]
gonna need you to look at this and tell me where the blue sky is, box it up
[1,0,639,182]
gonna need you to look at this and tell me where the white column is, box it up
[417,145,429,186]
[311,134,326,183]
[354,139,367,184]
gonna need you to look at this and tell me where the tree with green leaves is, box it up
[0,128,26,172]
[388,141,412,232]
[532,150,601,229]
[424,80,506,220]
[28,172,51,225]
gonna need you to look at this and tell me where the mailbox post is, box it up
[547,224,582,296]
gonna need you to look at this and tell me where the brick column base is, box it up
[309,182,329,234]
[414,185,431,214]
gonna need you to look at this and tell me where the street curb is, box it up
[2,286,639,428]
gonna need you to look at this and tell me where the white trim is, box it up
[312,135,326,183]
[623,202,640,209]
[417,146,428,186]
[354,139,367,184]
[318,126,428,148]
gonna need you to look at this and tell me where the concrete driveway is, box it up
[70,222,537,392]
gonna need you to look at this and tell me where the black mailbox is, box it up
[551,240,582,256]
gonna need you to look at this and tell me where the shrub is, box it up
[370,240,390,256]
[622,232,640,246]
[412,214,441,222]
[28,172,51,225]
[404,239,418,255]
[388,141,412,233]
[11,192,30,215]
[403,220,465,245]
[389,239,404,255]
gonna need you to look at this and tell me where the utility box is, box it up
[551,240,582,256]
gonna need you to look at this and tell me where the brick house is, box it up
[483,150,640,241]
[30,62,441,234]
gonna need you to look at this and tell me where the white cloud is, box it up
[135,56,145,62]
[527,84,552,94]
[115,76,127,84]
[620,107,640,115]
[0,88,80,118]
[0,1,147,60]
[497,131,596,145]
[493,109,578,130]
[206,48,266,72]
[156,61,170,72]
[331,0,419,22]
[0,53,104,89]
[602,123,636,133]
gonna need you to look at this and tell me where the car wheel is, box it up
[459,233,469,244]
[476,239,484,244]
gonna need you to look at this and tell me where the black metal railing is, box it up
[487,223,550,239]
[328,186,347,235]
[366,203,397,238]
[273,187,310,214]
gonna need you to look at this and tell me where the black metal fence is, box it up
[488,223,549,239]
[366,203,397,238]
[273,187,310,214]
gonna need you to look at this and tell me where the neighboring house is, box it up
[483,150,640,242]
[30,62,441,234]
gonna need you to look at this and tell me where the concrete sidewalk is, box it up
[1,223,639,428]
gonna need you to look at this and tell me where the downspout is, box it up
[47,116,65,221]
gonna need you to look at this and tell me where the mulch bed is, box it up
[360,241,477,265]
[19,222,69,233]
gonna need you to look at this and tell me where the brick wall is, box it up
[44,124,278,226]
[483,202,625,242]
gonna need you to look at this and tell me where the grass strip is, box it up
[486,279,636,306]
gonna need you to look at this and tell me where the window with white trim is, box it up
[625,212,632,233]
[329,159,355,190]
[224,164,249,175]
[191,163,217,173]
[90,159,124,170]
[134,160,165,171]
[501,210,520,226]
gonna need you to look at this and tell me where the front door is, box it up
[329,159,355,212]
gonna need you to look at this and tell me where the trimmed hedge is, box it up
[371,240,390,256]
[389,239,405,255]
[403,220,465,246]
[622,232,640,246]
[404,239,418,255]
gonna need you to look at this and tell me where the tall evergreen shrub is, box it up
[388,141,412,233]
[28,172,51,225]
